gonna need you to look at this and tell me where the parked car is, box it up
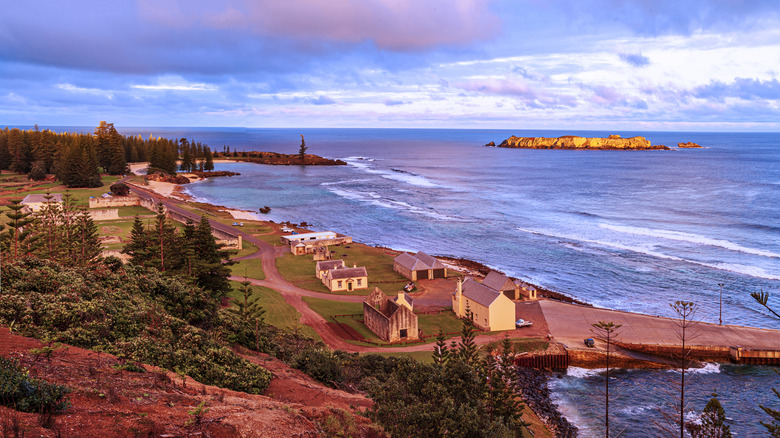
[584,338,595,347]
[515,318,533,328]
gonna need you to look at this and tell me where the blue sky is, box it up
[2,0,780,130]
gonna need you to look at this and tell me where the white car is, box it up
[515,319,533,328]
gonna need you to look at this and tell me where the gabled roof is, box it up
[22,193,63,204]
[329,266,368,280]
[482,271,515,292]
[316,260,344,271]
[394,251,445,271]
[394,292,414,310]
[462,278,502,307]
[414,252,445,270]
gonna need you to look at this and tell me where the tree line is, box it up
[0,122,215,188]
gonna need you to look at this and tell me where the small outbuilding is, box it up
[482,271,521,300]
[323,266,368,292]
[393,251,447,281]
[452,277,515,332]
[281,231,352,255]
[363,288,419,342]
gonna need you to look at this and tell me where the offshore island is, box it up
[487,134,703,150]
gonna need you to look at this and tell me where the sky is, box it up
[2,0,780,131]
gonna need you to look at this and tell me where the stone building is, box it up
[281,231,352,255]
[363,288,419,342]
[393,251,447,281]
[21,193,63,213]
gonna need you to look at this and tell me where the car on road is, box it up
[584,338,595,347]
[515,318,533,328]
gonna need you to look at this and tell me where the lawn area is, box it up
[254,232,286,246]
[276,242,409,295]
[0,174,121,207]
[116,205,154,217]
[417,312,463,336]
[228,281,319,340]
[230,257,265,281]
[234,240,258,258]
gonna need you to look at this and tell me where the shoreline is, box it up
[128,163,593,306]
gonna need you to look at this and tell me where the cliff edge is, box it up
[496,134,670,150]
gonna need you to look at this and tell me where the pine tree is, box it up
[122,216,151,266]
[73,207,101,266]
[433,331,449,366]
[105,124,128,175]
[150,203,179,272]
[191,215,233,299]
[298,134,307,162]
[28,160,47,180]
[457,307,478,366]
[591,320,622,438]
[687,393,733,438]
[33,192,63,261]
[204,147,214,171]
[180,138,192,172]
[2,199,38,259]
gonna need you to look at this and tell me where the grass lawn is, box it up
[276,242,409,296]
[416,312,463,336]
[302,297,380,342]
[115,205,154,217]
[230,257,265,281]
[228,281,319,340]
[234,240,258,258]
[254,232,286,246]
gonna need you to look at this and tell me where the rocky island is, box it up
[493,134,670,150]
[678,142,703,148]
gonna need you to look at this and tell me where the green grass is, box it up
[234,240,258,258]
[228,281,318,340]
[275,242,409,296]
[416,312,463,336]
[302,297,379,341]
[230,258,265,280]
[255,232,286,246]
[115,205,154,217]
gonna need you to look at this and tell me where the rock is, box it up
[678,142,703,148]
[484,141,496,147]
[497,135,670,150]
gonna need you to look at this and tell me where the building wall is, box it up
[363,302,391,341]
[326,276,368,292]
[89,196,140,208]
[393,262,415,280]
[88,209,120,221]
[461,298,491,331]
[487,295,517,331]
[390,305,419,341]
[363,301,419,342]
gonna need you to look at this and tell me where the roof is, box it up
[394,251,445,271]
[394,292,414,309]
[316,260,344,271]
[281,231,337,242]
[461,278,502,307]
[22,193,63,204]
[329,266,368,280]
[482,271,514,292]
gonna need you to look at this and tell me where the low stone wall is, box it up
[89,209,120,221]
[89,195,140,208]
[615,342,730,362]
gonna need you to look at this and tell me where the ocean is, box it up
[77,126,780,435]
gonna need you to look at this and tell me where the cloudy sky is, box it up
[2,0,780,130]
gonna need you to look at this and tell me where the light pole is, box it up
[718,283,724,325]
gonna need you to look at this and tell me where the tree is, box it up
[752,290,780,319]
[190,215,233,299]
[668,301,699,438]
[1,199,38,259]
[457,307,478,366]
[298,134,307,162]
[109,182,130,196]
[686,393,733,438]
[73,207,101,266]
[204,147,214,171]
[180,138,193,172]
[227,279,267,351]
[121,216,151,266]
[432,331,449,366]
[752,290,780,436]
[28,160,47,180]
[591,320,622,438]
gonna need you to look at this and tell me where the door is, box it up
[348,282,353,291]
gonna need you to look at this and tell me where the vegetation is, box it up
[0,257,272,394]
[0,356,70,413]
[299,134,307,161]
[686,393,732,438]
[591,320,622,438]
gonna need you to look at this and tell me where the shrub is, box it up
[0,357,70,413]
[109,182,130,196]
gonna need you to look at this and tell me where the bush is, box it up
[109,182,130,196]
[0,357,70,413]
[291,347,345,385]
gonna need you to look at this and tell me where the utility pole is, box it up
[718,283,724,325]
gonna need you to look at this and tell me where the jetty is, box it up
[530,300,780,367]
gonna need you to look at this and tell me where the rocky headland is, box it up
[678,142,703,148]
[216,151,346,165]
[494,134,670,150]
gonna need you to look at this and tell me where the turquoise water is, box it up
[102,126,780,436]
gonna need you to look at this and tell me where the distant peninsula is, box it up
[214,151,346,165]
[491,134,671,150]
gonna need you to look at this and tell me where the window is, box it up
[357,279,362,286]
[337,281,343,288]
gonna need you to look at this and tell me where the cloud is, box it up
[619,52,650,67]
[383,99,407,106]
[308,95,337,105]
[693,78,780,102]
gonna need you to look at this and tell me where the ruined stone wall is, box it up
[363,302,391,342]
[89,209,120,221]
[89,196,140,208]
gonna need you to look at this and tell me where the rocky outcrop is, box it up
[678,142,703,148]
[218,152,346,165]
[496,134,670,150]
[484,141,496,147]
